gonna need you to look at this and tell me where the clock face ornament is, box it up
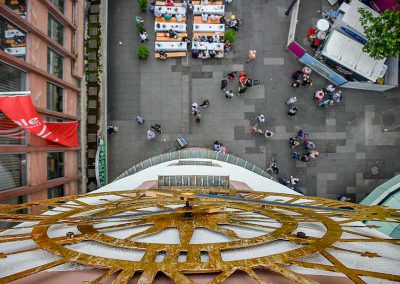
[0,189,399,283]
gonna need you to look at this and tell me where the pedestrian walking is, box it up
[225,90,234,99]
[149,1,155,14]
[199,99,209,108]
[256,114,266,123]
[291,151,301,160]
[151,124,162,133]
[297,130,308,139]
[139,31,149,43]
[279,176,289,186]
[287,107,298,116]
[289,137,300,148]
[290,176,300,186]
[135,116,145,125]
[246,50,256,63]
[265,130,274,138]
[192,102,199,112]
[147,129,156,140]
[286,96,297,106]
[107,125,118,135]
[227,71,237,81]
[221,79,227,90]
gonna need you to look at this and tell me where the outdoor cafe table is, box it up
[193,24,224,32]
[155,41,188,51]
[192,42,223,51]
[193,5,225,15]
[154,22,187,32]
[155,6,187,15]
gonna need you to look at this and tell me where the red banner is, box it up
[0,94,79,147]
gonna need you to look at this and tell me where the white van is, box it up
[316,30,387,83]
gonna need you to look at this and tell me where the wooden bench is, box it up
[193,15,221,24]
[193,32,224,37]
[155,17,186,23]
[155,52,187,58]
[192,1,223,4]
[155,1,183,6]
[156,32,187,41]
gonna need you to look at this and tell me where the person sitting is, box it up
[201,13,209,22]
[331,90,342,103]
[209,50,216,58]
[192,50,200,58]
[219,16,226,24]
[154,8,162,18]
[175,13,183,22]
[164,13,172,20]
[165,0,174,6]
[324,84,336,94]
[228,15,239,30]
[291,80,302,88]
[201,0,208,4]
[215,51,224,58]
[224,40,232,52]
[192,36,199,42]
[213,141,221,151]
[202,50,210,59]
[212,33,220,42]
[207,36,214,43]
[168,29,178,38]
[159,50,168,60]
[210,14,219,21]
[289,137,300,148]
[200,35,207,42]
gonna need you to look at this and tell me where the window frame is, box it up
[47,47,64,79]
[48,13,64,46]
[51,0,65,14]
[0,153,28,192]
[46,81,64,113]
[47,151,64,181]
[0,15,28,60]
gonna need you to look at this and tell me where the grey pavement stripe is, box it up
[263,57,284,65]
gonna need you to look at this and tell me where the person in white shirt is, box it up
[201,13,208,22]
[257,114,265,123]
[201,0,208,4]
[139,31,148,43]
[212,33,220,42]
[210,14,218,21]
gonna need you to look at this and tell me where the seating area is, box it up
[152,0,234,59]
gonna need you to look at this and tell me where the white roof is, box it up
[339,0,379,36]
[322,30,387,82]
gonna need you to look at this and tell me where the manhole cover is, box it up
[370,166,380,176]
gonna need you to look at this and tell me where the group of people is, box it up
[290,130,319,163]
[314,84,343,108]
[191,100,210,123]
[291,67,313,88]
[250,114,274,138]
[213,140,227,153]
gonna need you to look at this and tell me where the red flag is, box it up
[0,94,79,147]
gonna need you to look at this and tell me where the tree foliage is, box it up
[359,8,400,59]
[224,30,236,43]
[138,0,147,12]
[137,45,149,60]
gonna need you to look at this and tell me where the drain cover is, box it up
[370,166,380,176]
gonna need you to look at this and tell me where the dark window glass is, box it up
[48,184,65,199]
[0,15,27,60]
[48,14,64,45]
[47,82,64,112]
[2,0,27,18]
[0,195,28,229]
[47,152,64,180]
[0,153,27,191]
[51,0,64,13]
[46,116,64,122]
[47,48,63,78]
[0,112,26,145]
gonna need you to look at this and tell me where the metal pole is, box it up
[285,0,298,16]
[0,91,31,95]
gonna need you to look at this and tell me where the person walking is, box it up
[256,114,266,123]
[225,90,234,99]
[147,129,156,140]
[227,71,237,81]
[151,124,162,133]
[287,107,298,116]
[265,130,274,138]
[135,116,145,125]
[290,176,300,186]
[192,102,199,112]
[286,96,297,106]
[139,31,149,43]
[289,137,300,148]
[199,99,209,108]
[195,111,201,123]
[246,50,256,63]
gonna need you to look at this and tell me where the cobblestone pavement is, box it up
[107,0,400,202]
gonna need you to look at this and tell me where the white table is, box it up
[155,41,187,51]
[154,22,187,32]
[155,6,187,15]
[192,42,224,51]
[193,24,225,32]
[193,5,225,15]
[5,29,25,38]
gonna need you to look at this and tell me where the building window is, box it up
[0,15,27,60]
[47,82,64,112]
[51,0,64,13]
[47,152,64,180]
[0,112,26,145]
[48,184,64,199]
[47,48,63,78]
[2,0,27,18]
[48,14,64,46]
[0,61,26,92]
[0,153,27,192]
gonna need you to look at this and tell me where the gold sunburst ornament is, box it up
[0,188,400,283]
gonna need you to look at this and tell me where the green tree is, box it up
[224,30,236,43]
[137,45,149,60]
[138,0,147,12]
[359,7,400,59]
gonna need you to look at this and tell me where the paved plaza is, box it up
[107,0,400,201]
